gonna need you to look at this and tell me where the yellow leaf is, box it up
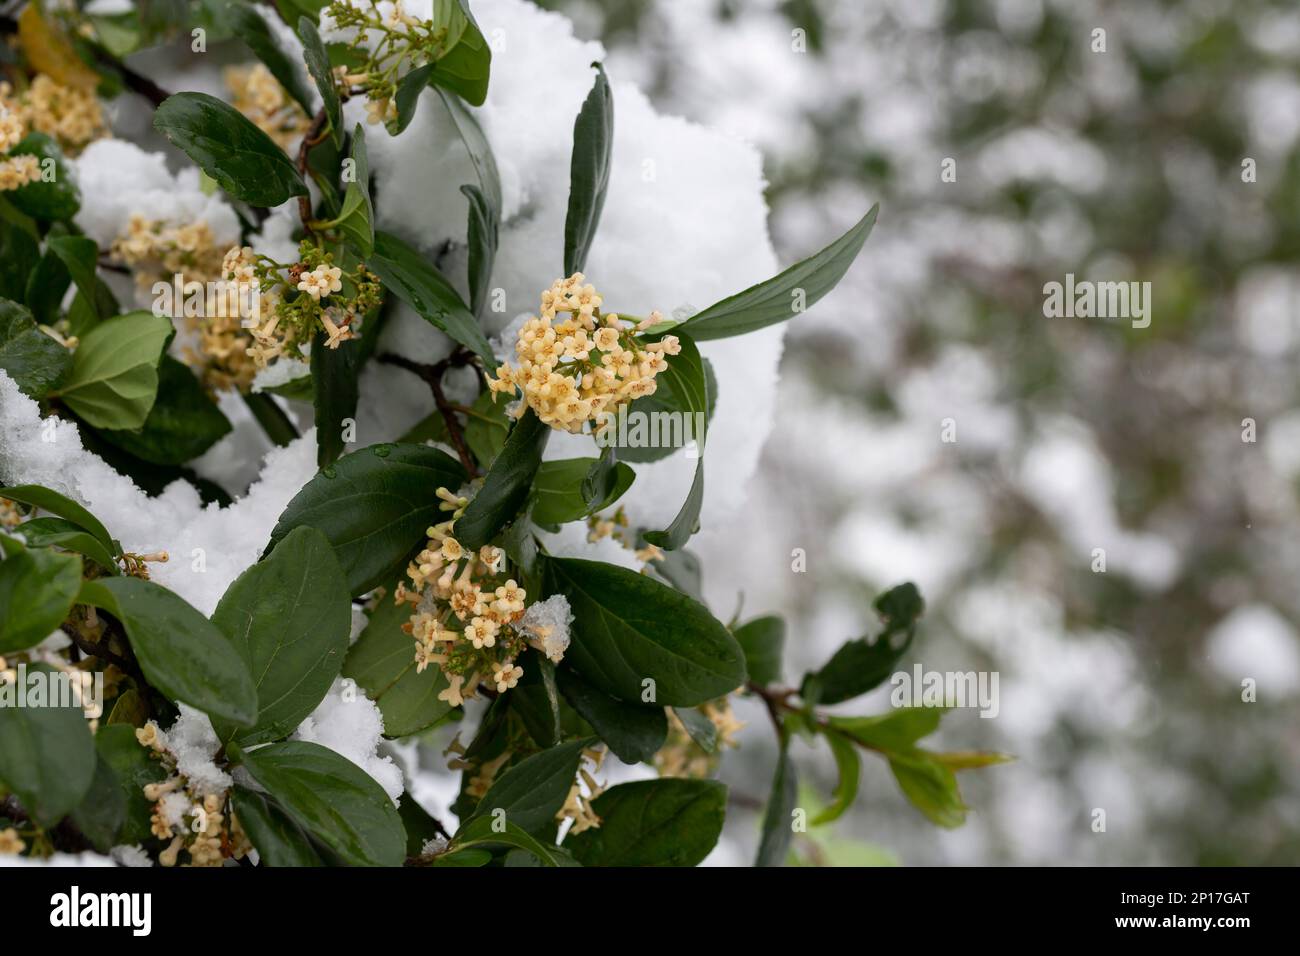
[18,3,99,92]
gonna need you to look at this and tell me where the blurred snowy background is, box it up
[510,0,1300,865]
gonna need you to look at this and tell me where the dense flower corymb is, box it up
[487,274,681,433]
[396,487,572,706]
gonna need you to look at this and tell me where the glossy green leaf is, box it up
[231,785,327,866]
[676,205,878,340]
[733,615,784,687]
[368,230,495,365]
[565,778,725,867]
[153,92,308,207]
[211,526,351,745]
[801,582,923,705]
[311,332,362,468]
[467,737,591,836]
[298,14,342,145]
[461,183,497,319]
[563,63,612,276]
[0,297,70,397]
[0,545,82,653]
[542,556,746,707]
[0,664,95,826]
[233,740,406,866]
[427,0,491,106]
[556,666,666,764]
[266,442,466,596]
[0,484,114,554]
[12,517,117,572]
[455,409,550,549]
[78,576,258,726]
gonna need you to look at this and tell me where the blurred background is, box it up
[519,0,1300,865]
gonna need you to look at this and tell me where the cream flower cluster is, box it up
[654,697,746,779]
[297,264,343,301]
[488,274,682,433]
[224,64,310,152]
[395,487,571,708]
[0,74,106,156]
[135,722,250,868]
[0,107,39,192]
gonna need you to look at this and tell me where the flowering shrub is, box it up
[0,0,1005,868]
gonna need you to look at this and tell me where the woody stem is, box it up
[378,350,480,476]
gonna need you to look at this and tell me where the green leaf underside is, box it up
[531,456,634,526]
[56,311,171,430]
[755,740,798,866]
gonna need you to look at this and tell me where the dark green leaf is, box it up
[755,740,797,867]
[267,442,465,596]
[462,387,508,467]
[311,334,362,467]
[556,666,666,764]
[0,218,40,302]
[542,556,746,707]
[78,576,259,726]
[451,814,559,866]
[6,133,79,221]
[231,784,327,866]
[342,593,453,738]
[389,61,434,136]
[94,723,165,845]
[0,484,114,553]
[0,545,82,653]
[46,235,107,322]
[368,230,495,365]
[563,63,612,276]
[0,297,70,397]
[467,737,590,836]
[23,246,72,326]
[153,92,308,207]
[427,0,491,106]
[12,517,117,572]
[564,778,725,867]
[298,14,342,146]
[641,334,708,549]
[211,526,351,745]
[733,615,784,687]
[0,664,95,825]
[329,125,374,257]
[461,183,497,319]
[71,753,127,851]
[455,409,550,549]
[800,581,923,705]
[510,651,561,747]
[232,740,405,866]
[676,205,878,340]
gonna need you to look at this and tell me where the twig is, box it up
[379,349,480,475]
[297,108,331,235]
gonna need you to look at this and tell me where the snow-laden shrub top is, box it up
[0,0,1004,868]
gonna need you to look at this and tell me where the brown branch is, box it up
[297,108,331,235]
[379,349,480,476]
